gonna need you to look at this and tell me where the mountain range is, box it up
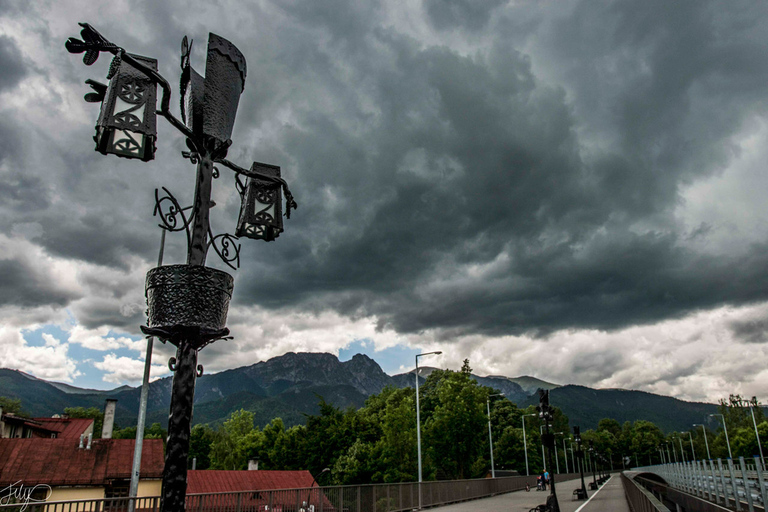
[0,352,721,433]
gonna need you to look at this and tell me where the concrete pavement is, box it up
[428,474,630,512]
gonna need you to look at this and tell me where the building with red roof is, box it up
[186,470,334,511]
[0,412,94,440]
[0,437,164,502]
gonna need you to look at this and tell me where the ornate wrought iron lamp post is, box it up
[536,390,559,512]
[573,426,588,500]
[65,24,297,512]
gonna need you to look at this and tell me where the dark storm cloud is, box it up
[4,0,768,341]
[0,35,27,92]
[0,259,80,307]
[729,318,768,344]
[226,0,768,338]
[423,0,507,32]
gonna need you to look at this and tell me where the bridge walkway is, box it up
[428,474,629,512]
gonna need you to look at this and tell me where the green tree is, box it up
[64,406,103,438]
[210,409,263,470]
[113,422,167,442]
[189,424,216,469]
[0,397,25,416]
[424,369,487,479]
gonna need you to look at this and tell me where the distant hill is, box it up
[519,385,719,433]
[0,355,722,433]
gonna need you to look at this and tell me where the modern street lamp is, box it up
[65,24,297,512]
[415,351,441,510]
[683,431,696,461]
[570,442,576,474]
[487,393,504,478]
[522,413,536,476]
[676,435,686,462]
[734,397,766,470]
[573,427,587,500]
[559,434,569,474]
[553,432,563,474]
[710,413,733,459]
[588,441,597,490]
[693,424,711,460]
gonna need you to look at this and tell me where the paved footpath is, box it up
[428,474,630,512]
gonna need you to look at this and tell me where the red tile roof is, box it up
[186,471,334,511]
[0,438,164,487]
[33,418,94,439]
[187,470,315,494]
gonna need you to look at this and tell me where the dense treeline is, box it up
[3,373,767,484]
[188,361,567,482]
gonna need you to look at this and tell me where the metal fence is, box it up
[620,473,671,512]
[1,474,590,512]
[637,457,768,512]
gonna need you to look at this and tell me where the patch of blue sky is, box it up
[20,324,144,390]
[339,338,421,376]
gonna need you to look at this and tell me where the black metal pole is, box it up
[159,342,198,512]
[160,152,212,512]
[188,153,214,266]
[545,424,560,512]
[578,450,587,497]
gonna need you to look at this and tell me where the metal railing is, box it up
[621,473,671,512]
[1,474,593,512]
[637,456,768,512]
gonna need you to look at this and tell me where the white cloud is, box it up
[68,325,144,352]
[93,353,170,384]
[0,326,81,382]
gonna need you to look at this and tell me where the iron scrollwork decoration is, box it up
[208,232,241,270]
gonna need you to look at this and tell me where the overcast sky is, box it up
[1,0,768,403]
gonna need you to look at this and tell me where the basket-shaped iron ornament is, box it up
[143,264,234,348]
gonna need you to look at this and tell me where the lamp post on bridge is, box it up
[693,424,711,460]
[734,396,766,470]
[65,23,297,512]
[536,390,560,512]
[522,413,536,477]
[709,413,733,460]
[573,427,587,500]
[683,431,696,461]
[676,435,686,462]
[486,393,504,478]
[553,432,563,474]
[588,441,597,490]
[415,351,441,510]
[558,433,569,474]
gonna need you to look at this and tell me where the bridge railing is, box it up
[636,456,768,512]
[0,474,587,512]
[620,472,671,512]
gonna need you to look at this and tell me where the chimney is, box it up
[102,399,117,439]
[79,434,85,449]
[248,459,259,471]
[86,433,93,450]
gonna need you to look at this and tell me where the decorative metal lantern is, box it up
[92,54,158,161]
[235,162,283,241]
[180,33,246,151]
